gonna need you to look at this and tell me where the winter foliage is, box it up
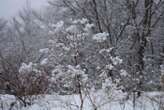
[0,0,164,109]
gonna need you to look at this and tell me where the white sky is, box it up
[0,0,48,19]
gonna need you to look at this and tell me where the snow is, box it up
[67,65,85,76]
[1,91,164,110]
[120,69,128,77]
[111,56,123,65]
[66,25,79,34]
[39,48,49,54]
[99,48,114,54]
[72,18,88,24]
[54,21,64,32]
[40,58,48,65]
[105,64,114,70]
[48,30,55,35]
[19,62,34,74]
[66,35,74,40]
[92,32,108,43]
[19,62,39,74]
[84,23,94,32]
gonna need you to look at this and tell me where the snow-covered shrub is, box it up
[0,56,50,107]
[39,18,129,96]
[49,65,87,94]
[18,62,49,95]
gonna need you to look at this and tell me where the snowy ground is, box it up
[0,91,164,110]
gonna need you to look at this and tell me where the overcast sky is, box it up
[0,0,48,19]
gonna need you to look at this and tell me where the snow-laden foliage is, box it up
[92,32,108,43]
[19,62,39,74]
[1,0,164,109]
[34,18,130,95]
[44,0,164,93]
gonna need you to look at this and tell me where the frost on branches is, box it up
[37,18,129,95]
[19,62,39,74]
[92,32,108,43]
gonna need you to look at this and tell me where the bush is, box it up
[0,54,49,106]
